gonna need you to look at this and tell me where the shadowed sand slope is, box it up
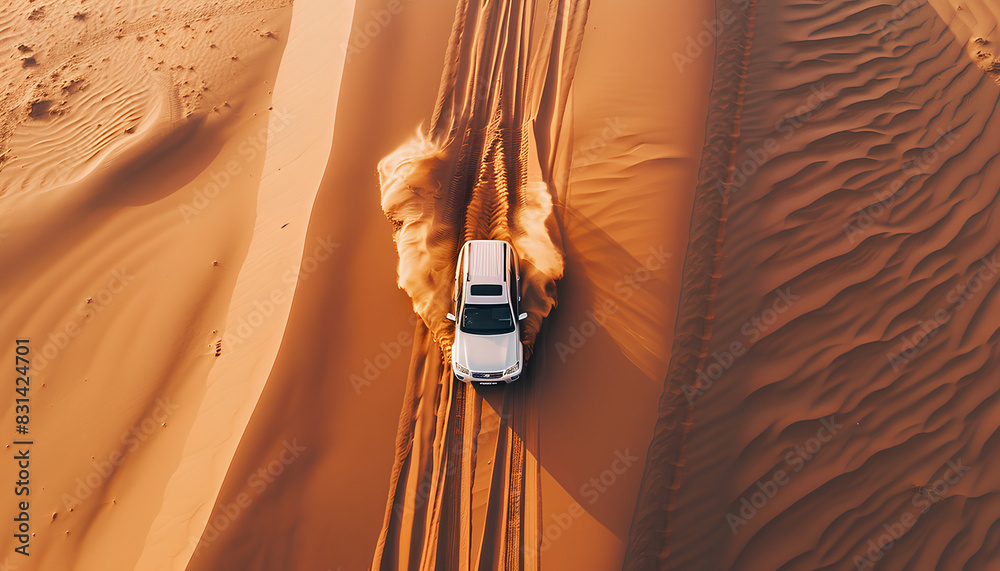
[629,0,1000,569]
[535,0,716,568]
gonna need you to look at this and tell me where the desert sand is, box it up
[1,0,998,570]
[628,0,1000,570]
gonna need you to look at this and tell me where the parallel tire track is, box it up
[622,0,759,568]
[374,1,588,568]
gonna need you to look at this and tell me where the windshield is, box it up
[460,304,515,335]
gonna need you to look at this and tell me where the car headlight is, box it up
[455,362,470,374]
[504,361,519,375]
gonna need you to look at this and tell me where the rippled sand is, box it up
[3,0,997,570]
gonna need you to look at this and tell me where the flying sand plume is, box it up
[377,0,571,362]
[378,128,564,361]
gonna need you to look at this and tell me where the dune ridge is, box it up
[138,0,354,568]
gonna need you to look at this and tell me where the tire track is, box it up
[623,0,759,568]
[373,1,588,568]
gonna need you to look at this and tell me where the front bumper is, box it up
[452,360,521,384]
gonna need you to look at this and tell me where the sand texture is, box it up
[2,0,998,570]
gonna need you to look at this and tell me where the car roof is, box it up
[464,240,507,283]
[462,240,511,303]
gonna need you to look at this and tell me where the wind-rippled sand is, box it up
[628,0,1000,569]
[3,0,999,570]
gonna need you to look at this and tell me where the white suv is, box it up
[447,240,527,384]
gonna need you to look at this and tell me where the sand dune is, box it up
[0,0,301,569]
[4,0,999,569]
[185,1,459,569]
[628,0,1000,569]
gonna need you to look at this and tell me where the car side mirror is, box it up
[518,312,528,321]
[447,313,457,322]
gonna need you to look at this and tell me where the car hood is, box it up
[454,330,520,372]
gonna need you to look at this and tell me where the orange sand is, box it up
[2,0,998,570]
